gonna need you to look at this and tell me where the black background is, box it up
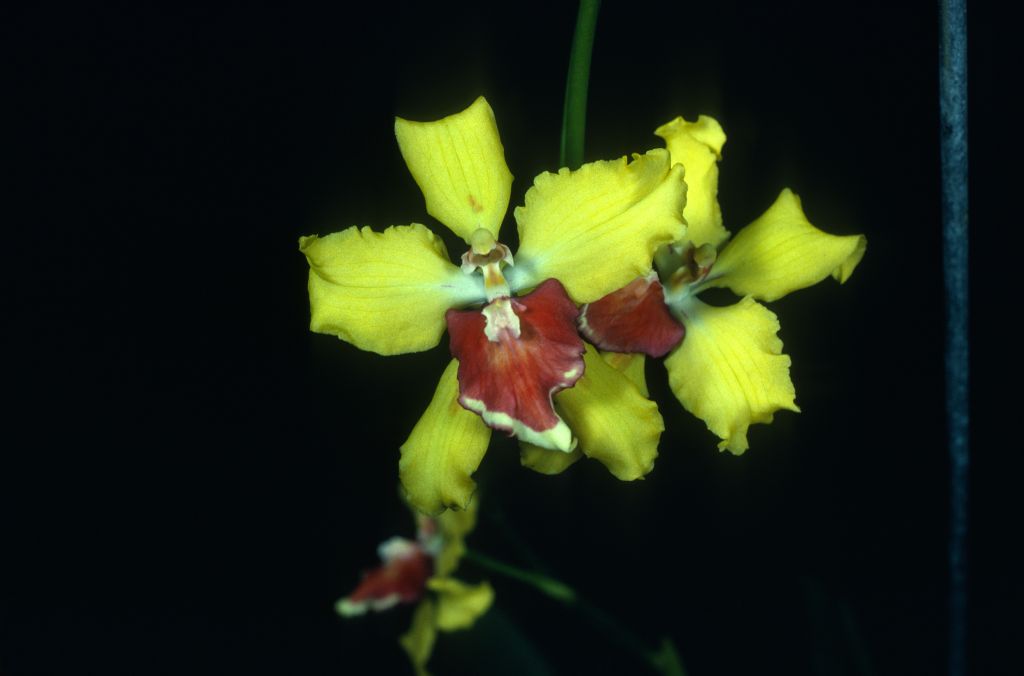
[3,1,1010,675]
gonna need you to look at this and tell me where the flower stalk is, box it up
[560,0,601,170]
[465,548,686,676]
[464,549,576,603]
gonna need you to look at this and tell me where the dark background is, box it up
[3,1,1008,675]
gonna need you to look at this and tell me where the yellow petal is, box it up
[399,599,437,676]
[300,224,482,356]
[599,351,648,397]
[400,360,492,515]
[395,96,513,243]
[709,189,867,302]
[519,442,583,475]
[554,343,662,480]
[666,297,799,454]
[655,115,729,248]
[433,494,479,578]
[428,578,495,632]
[508,150,687,303]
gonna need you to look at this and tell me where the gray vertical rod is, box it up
[939,1,968,675]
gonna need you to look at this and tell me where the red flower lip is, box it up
[446,279,585,451]
[579,274,685,358]
[338,537,434,615]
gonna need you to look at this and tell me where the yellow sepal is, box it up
[599,351,648,397]
[709,189,867,302]
[519,442,583,475]
[395,97,513,243]
[399,599,437,676]
[554,344,662,480]
[300,224,481,356]
[508,150,687,303]
[433,495,478,578]
[666,297,799,454]
[400,360,492,515]
[428,578,495,632]
[655,115,729,248]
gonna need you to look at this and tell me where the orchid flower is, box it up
[300,97,686,512]
[337,497,491,676]
[580,116,866,454]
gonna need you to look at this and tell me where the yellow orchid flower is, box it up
[301,97,685,512]
[336,497,492,676]
[579,115,866,454]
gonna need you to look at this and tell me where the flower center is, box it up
[461,228,520,341]
[660,242,717,306]
[449,233,585,451]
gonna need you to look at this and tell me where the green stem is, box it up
[464,549,576,603]
[559,0,601,170]
[465,548,685,676]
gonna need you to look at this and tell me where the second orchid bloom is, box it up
[301,97,685,513]
[581,116,866,454]
[337,496,491,676]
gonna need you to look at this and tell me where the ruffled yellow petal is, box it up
[554,344,662,480]
[655,115,729,248]
[433,494,478,578]
[508,150,687,303]
[709,189,867,302]
[400,360,492,515]
[399,599,437,676]
[395,96,513,243]
[428,578,495,632]
[519,442,583,475]
[300,224,482,356]
[666,297,799,454]
[599,351,648,397]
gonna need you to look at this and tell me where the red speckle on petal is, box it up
[579,275,685,358]
[446,279,585,440]
[345,539,433,608]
